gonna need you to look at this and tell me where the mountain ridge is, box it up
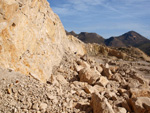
[66,31,105,45]
[66,30,150,56]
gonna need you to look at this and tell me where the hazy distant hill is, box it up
[66,31,105,44]
[66,30,150,56]
[66,31,78,37]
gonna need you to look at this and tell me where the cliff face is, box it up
[0,0,85,82]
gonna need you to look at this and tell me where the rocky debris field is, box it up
[0,52,150,113]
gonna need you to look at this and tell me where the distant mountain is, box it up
[66,31,105,44]
[66,31,78,37]
[105,31,150,55]
[66,30,150,56]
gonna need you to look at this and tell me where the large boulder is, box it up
[0,0,86,82]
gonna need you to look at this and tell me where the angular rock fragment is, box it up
[79,68,100,85]
[101,64,113,79]
[96,76,109,87]
[39,103,47,111]
[129,97,150,113]
[91,92,115,113]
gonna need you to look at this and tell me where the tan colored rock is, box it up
[32,103,39,110]
[48,75,59,85]
[96,76,109,87]
[118,88,127,95]
[84,84,97,94]
[67,35,86,55]
[7,88,12,94]
[129,97,150,113]
[121,101,132,112]
[102,64,113,79]
[80,54,88,61]
[132,73,148,85]
[111,73,122,83]
[93,85,105,92]
[39,103,47,111]
[96,65,103,73]
[130,88,150,98]
[47,94,57,101]
[76,60,90,69]
[75,101,92,113]
[109,66,118,74]
[0,0,86,82]
[104,91,117,100]
[115,107,127,113]
[56,74,68,84]
[74,64,84,72]
[79,68,100,85]
[109,49,126,59]
[73,81,88,89]
[91,93,115,113]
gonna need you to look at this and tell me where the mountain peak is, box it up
[70,31,76,35]
[122,31,144,38]
[105,31,150,55]
[75,32,105,44]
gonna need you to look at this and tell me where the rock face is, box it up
[0,0,86,82]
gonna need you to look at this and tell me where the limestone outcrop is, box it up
[0,0,86,82]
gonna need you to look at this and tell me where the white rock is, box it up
[97,76,109,87]
[56,74,68,84]
[84,84,97,94]
[116,107,127,113]
[39,103,47,111]
[32,103,39,110]
[79,68,100,85]
[74,64,84,72]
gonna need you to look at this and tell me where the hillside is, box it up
[66,31,105,44]
[105,31,150,55]
[67,31,150,56]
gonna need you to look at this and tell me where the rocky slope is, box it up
[0,51,150,112]
[0,0,150,113]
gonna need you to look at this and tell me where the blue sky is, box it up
[48,0,150,39]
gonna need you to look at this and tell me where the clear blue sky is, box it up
[48,0,150,39]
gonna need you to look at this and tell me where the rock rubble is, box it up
[0,51,150,112]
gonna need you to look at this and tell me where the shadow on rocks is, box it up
[75,103,93,113]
